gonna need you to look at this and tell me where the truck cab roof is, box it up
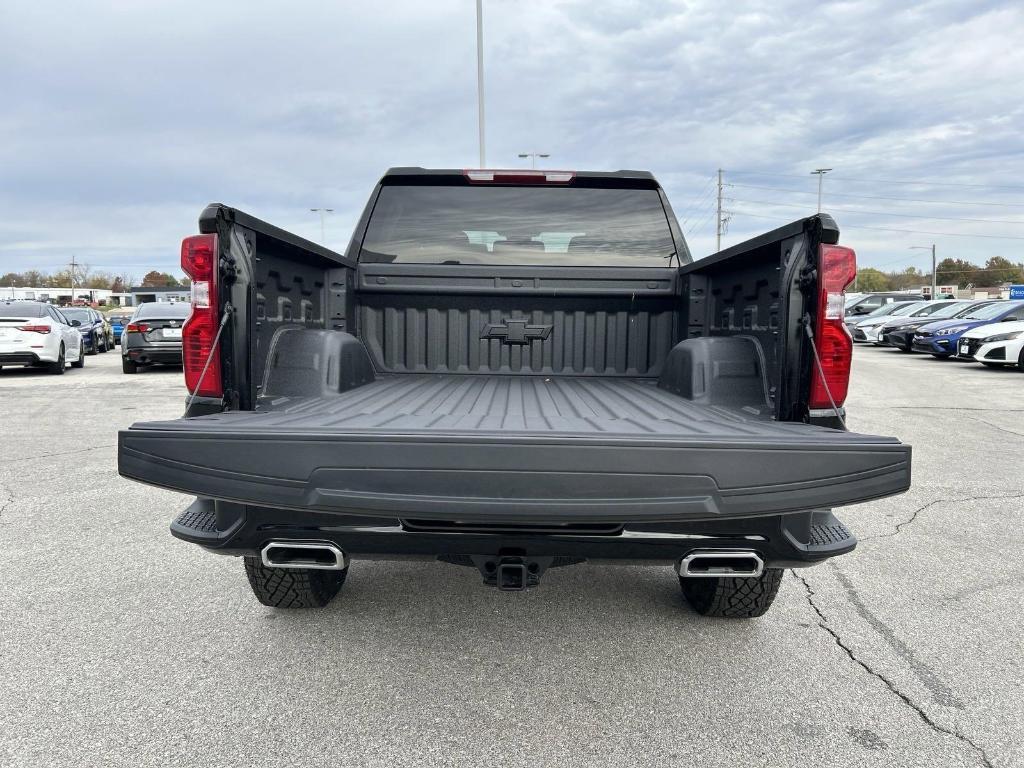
[381,167,660,188]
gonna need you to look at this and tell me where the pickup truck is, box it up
[118,168,912,619]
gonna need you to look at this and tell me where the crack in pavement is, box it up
[861,493,1024,541]
[963,415,1024,439]
[792,571,994,767]
[832,570,964,709]
[0,482,12,518]
[3,443,117,463]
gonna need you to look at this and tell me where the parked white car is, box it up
[957,321,1024,370]
[0,301,85,374]
[849,300,924,342]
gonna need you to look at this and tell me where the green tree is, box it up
[981,256,1024,284]
[886,267,926,291]
[21,270,45,287]
[855,268,891,291]
[84,271,115,289]
[0,272,20,287]
[935,258,980,288]
[46,269,74,288]
[141,271,181,288]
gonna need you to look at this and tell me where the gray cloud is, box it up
[1,0,1022,277]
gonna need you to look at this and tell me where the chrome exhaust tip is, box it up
[679,550,764,578]
[261,541,348,570]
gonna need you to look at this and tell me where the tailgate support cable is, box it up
[185,302,233,414]
[801,315,847,430]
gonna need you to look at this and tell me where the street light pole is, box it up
[910,244,937,299]
[476,0,486,168]
[310,208,333,244]
[517,152,550,169]
[810,168,832,213]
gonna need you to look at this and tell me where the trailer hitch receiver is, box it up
[497,560,528,591]
[471,555,555,591]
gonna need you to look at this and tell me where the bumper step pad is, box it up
[170,498,244,544]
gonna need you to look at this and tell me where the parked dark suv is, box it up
[121,302,190,373]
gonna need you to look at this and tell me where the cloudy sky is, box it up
[2,0,1023,280]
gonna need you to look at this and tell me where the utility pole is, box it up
[476,0,486,168]
[68,255,78,302]
[811,168,832,212]
[310,208,333,244]
[910,244,937,298]
[931,243,936,300]
[517,152,550,169]
[716,169,723,252]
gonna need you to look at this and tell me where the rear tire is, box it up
[70,342,85,368]
[679,568,783,618]
[243,556,347,608]
[47,345,66,375]
[121,358,138,374]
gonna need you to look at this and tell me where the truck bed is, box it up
[119,374,911,523]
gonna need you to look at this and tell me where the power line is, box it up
[730,197,1024,225]
[678,177,717,224]
[727,169,1024,191]
[726,182,1024,209]
[687,204,719,236]
[729,208,1024,241]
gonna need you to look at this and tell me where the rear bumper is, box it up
[118,423,912,524]
[169,497,859,569]
[123,344,182,365]
[0,352,42,365]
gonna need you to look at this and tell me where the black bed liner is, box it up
[119,375,911,523]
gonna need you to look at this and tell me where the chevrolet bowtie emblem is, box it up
[480,318,553,345]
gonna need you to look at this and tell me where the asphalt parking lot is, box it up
[1,347,1021,768]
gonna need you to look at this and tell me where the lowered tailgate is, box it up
[118,375,910,523]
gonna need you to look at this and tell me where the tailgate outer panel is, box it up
[118,424,911,523]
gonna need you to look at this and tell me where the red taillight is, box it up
[17,325,50,334]
[180,233,223,398]
[809,244,857,410]
[125,322,149,333]
[464,169,575,184]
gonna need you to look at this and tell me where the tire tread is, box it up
[243,556,346,609]
[680,568,783,618]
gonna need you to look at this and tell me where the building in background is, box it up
[2,286,117,305]
[965,285,1013,300]
[129,286,190,304]
[918,284,958,299]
